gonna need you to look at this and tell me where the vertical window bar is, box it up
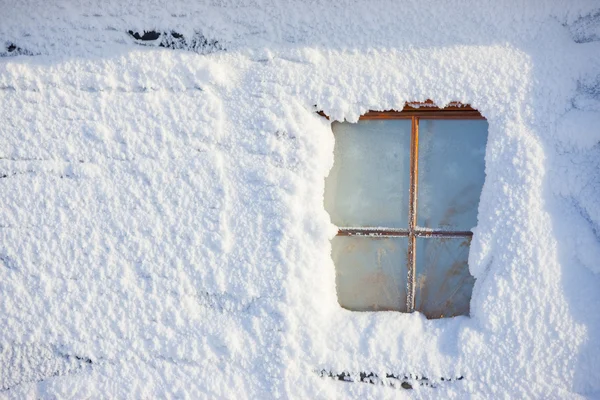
[406,116,419,313]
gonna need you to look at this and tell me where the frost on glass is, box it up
[415,237,475,318]
[324,120,411,228]
[332,236,408,312]
[417,120,488,231]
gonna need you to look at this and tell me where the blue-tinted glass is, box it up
[325,120,411,228]
[417,120,488,230]
[332,236,408,312]
[415,237,475,318]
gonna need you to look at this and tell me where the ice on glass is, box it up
[417,119,488,231]
[415,237,475,318]
[325,120,411,228]
[332,236,408,311]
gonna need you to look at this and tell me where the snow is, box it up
[1,0,600,398]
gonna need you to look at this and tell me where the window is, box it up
[324,102,488,319]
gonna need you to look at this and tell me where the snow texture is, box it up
[1,0,600,398]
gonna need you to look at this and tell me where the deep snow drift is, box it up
[1,0,600,398]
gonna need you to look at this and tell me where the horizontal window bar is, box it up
[318,111,485,120]
[337,228,410,237]
[359,111,485,120]
[414,229,473,238]
[316,102,485,121]
[337,227,473,238]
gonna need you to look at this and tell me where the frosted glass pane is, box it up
[324,120,411,228]
[332,236,408,312]
[417,120,488,230]
[415,238,475,318]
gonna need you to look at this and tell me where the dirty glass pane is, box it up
[324,120,411,228]
[417,120,488,231]
[332,236,408,312]
[415,237,475,318]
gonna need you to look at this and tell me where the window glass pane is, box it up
[417,120,488,231]
[332,236,408,312]
[325,120,411,228]
[415,237,475,318]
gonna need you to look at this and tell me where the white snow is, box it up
[1,0,600,398]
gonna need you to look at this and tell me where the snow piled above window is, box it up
[1,0,600,398]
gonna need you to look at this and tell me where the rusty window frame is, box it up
[322,101,486,313]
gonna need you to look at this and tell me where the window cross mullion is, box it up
[325,103,485,318]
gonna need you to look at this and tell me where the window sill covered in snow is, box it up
[1,0,600,398]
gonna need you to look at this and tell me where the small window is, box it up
[324,102,488,319]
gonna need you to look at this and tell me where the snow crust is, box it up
[1,0,600,398]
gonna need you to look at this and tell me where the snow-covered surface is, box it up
[1,1,600,398]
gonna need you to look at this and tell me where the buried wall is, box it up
[1,1,600,398]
